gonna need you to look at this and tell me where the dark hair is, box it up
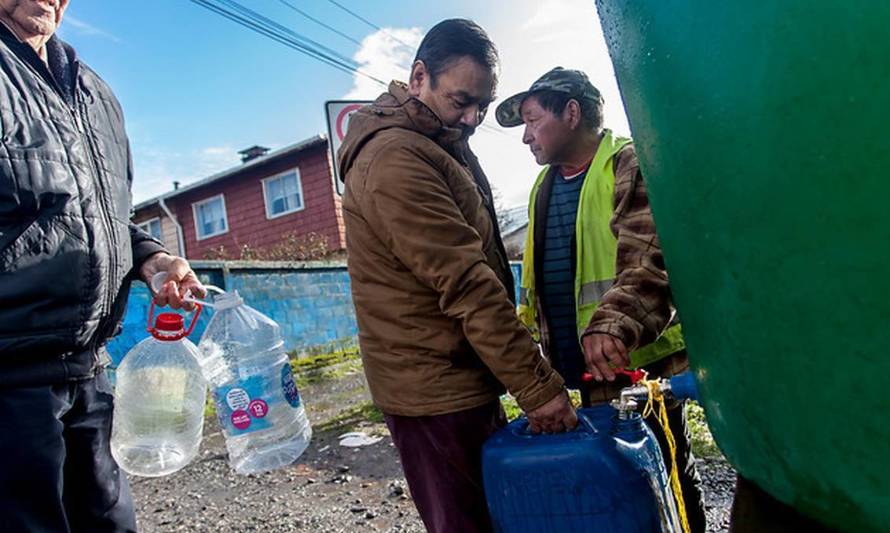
[530,90,604,132]
[414,19,499,86]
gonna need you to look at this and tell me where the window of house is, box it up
[262,169,304,219]
[193,194,228,240]
[138,217,163,241]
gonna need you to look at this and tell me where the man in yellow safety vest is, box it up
[495,67,705,532]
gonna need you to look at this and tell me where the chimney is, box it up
[238,145,271,163]
[173,180,180,190]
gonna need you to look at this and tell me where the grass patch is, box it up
[293,358,363,389]
[290,349,360,372]
[204,394,218,418]
[501,395,522,421]
[314,400,384,433]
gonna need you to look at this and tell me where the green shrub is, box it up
[686,401,721,458]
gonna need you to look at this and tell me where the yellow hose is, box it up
[642,378,691,533]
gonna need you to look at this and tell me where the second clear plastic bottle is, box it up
[198,290,312,474]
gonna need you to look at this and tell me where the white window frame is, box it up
[137,217,162,241]
[192,194,229,241]
[261,168,305,220]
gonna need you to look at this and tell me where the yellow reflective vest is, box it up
[517,130,684,369]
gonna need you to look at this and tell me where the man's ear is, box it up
[564,99,583,130]
[408,60,427,97]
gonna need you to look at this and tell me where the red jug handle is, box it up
[582,368,646,384]
[147,300,203,340]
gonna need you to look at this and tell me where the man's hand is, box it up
[139,252,206,310]
[582,333,630,382]
[526,391,577,434]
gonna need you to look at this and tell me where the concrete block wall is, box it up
[224,265,357,352]
[108,260,524,364]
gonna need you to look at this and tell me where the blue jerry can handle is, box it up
[514,411,599,437]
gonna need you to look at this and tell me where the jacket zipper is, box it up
[8,46,115,368]
[69,84,117,366]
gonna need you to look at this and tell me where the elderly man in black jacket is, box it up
[0,2,202,531]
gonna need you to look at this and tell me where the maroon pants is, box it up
[384,401,507,533]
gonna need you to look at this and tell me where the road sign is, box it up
[325,100,372,196]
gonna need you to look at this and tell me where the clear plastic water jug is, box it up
[197,290,312,474]
[111,304,206,477]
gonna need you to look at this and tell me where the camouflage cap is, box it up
[495,67,603,127]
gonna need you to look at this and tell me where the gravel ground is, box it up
[131,363,737,532]
[130,422,425,532]
[700,457,736,532]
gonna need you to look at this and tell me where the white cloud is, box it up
[344,27,423,99]
[479,0,630,207]
[520,0,572,31]
[342,2,630,208]
[61,15,122,43]
[130,144,242,204]
[200,146,231,157]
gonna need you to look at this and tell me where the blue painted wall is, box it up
[511,262,522,302]
[108,260,524,364]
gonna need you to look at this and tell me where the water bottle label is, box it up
[281,363,302,408]
[213,363,302,436]
[213,375,274,436]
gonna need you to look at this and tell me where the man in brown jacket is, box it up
[338,19,576,533]
[495,67,706,532]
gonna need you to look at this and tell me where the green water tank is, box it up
[596,2,890,531]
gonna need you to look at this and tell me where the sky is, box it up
[59,0,630,208]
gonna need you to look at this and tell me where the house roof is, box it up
[500,204,529,236]
[133,134,327,211]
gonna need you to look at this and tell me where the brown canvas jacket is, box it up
[339,82,565,416]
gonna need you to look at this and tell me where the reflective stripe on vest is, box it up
[517,129,685,369]
[579,279,614,306]
[518,287,530,306]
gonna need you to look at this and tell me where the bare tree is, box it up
[492,187,515,231]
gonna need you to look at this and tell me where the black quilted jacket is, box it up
[0,28,164,386]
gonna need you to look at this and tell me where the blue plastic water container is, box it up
[482,405,680,533]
